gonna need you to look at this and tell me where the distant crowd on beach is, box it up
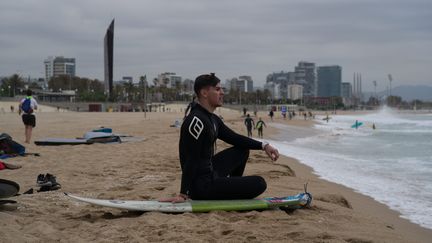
[240,106,316,139]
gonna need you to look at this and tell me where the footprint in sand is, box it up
[315,194,352,209]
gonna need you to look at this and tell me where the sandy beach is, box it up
[1,101,431,242]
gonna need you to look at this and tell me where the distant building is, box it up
[317,65,342,97]
[44,56,76,82]
[226,76,254,93]
[341,82,352,98]
[295,61,316,97]
[287,84,304,101]
[155,72,182,88]
[122,76,133,83]
[238,75,254,92]
[264,82,281,100]
[341,82,353,106]
[104,19,115,99]
[182,78,194,94]
[266,71,293,99]
[266,71,292,84]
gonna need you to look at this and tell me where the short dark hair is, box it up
[194,73,220,96]
[26,90,32,96]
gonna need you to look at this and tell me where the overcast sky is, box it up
[1,0,431,91]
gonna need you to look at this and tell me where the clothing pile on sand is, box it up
[0,133,60,208]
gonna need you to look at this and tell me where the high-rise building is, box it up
[295,62,316,97]
[341,82,352,99]
[287,84,304,100]
[238,76,253,92]
[266,71,294,99]
[264,82,281,100]
[104,19,115,99]
[226,76,254,93]
[44,56,76,82]
[317,65,342,97]
[155,72,182,88]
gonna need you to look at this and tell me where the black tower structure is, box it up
[104,19,114,99]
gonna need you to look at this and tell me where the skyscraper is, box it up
[317,65,342,97]
[341,82,352,99]
[104,19,114,99]
[295,62,316,97]
[44,56,76,82]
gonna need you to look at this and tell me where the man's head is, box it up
[194,73,224,109]
[194,73,220,96]
[26,90,32,97]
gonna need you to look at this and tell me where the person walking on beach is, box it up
[19,90,38,143]
[160,73,279,202]
[244,114,255,137]
[269,109,274,121]
[255,118,266,138]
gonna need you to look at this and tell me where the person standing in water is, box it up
[269,109,274,121]
[244,114,255,137]
[255,118,267,138]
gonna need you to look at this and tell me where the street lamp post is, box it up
[388,74,393,97]
[373,80,377,106]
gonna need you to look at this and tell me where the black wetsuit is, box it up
[244,117,255,137]
[179,104,267,200]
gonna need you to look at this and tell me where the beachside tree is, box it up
[0,74,24,97]
[122,80,135,102]
[387,95,402,107]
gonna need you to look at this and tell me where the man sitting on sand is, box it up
[161,73,279,203]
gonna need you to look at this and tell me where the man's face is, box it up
[206,83,224,107]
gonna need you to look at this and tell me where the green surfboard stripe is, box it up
[191,199,268,212]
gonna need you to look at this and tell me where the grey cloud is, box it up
[1,0,431,90]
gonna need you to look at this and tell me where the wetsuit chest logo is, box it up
[189,116,204,140]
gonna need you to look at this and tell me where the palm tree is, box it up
[123,81,135,102]
[139,75,147,117]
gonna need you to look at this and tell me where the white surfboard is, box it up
[65,192,312,213]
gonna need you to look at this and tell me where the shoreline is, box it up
[1,103,431,242]
[265,115,432,242]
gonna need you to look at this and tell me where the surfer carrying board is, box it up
[161,73,279,203]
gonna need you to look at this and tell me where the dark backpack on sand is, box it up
[22,97,33,113]
[0,133,25,156]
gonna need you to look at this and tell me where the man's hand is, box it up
[158,193,189,203]
[264,144,279,161]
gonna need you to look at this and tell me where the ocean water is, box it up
[269,107,432,229]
